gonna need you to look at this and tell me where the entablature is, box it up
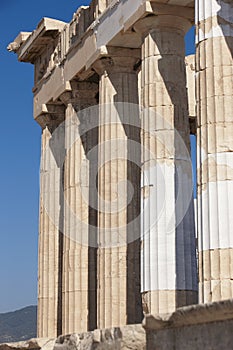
[9,0,195,123]
[13,18,66,63]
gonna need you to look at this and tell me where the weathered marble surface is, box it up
[2,301,233,350]
[0,325,146,350]
[196,0,233,303]
[8,0,197,336]
[144,299,233,350]
[9,0,233,342]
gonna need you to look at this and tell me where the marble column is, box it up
[134,15,198,315]
[61,82,98,334]
[37,108,65,338]
[196,0,233,302]
[93,48,143,329]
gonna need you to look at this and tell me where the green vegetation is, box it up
[0,306,37,343]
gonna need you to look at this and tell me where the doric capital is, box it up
[93,47,141,75]
[59,80,98,111]
[36,104,65,131]
[134,15,192,36]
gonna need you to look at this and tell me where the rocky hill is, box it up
[0,306,37,343]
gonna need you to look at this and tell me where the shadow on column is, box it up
[48,119,66,336]
[86,125,99,331]
[77,90,99,331]
[152,27,198,307]
[217,0,233,58]
[114,99,143,324]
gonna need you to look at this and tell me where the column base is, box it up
[142,290,198,315]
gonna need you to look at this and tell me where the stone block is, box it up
[144,300,233,350]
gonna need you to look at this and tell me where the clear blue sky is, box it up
[0,1,195,313]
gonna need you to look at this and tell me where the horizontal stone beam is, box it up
[143,299,233,330]
[10,0,195,89]
[144,300,233,349]
[15,18,66,62]
[9,0,196,121]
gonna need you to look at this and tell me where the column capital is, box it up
[36,103,65,131]
[133,15,192,36]
[93,47,141,75]
[59,80,98,111]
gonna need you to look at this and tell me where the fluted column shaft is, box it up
[38,116,65,338]
[94,48,143,329]
[196,0,233,302]
[62,82,98,334]
[135,15,198,315]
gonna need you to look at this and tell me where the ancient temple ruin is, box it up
[8,0,233,346]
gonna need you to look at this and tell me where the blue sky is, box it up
[0,1,195,313]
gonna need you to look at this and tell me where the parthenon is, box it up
[8,0,233,346]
